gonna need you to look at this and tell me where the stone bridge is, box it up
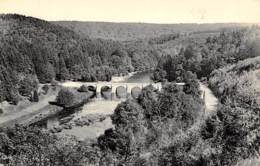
[82,82,163,99]
[62,81,190,100]
[63,82,178,99]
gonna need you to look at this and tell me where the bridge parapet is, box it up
[80,82,161,100]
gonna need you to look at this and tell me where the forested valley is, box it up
[0,14,160,104]
[0,14,260,166]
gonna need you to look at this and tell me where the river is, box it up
[57,71,153,140]
[51,71,217,141]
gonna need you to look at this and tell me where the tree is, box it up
[18,75,38,98]
[201,104,260,165]
[35,62,55,83]
[183,71,201,97]
[158,83,203,129]
[56,88,75,107]
[111,100,145,133]
[138,85,159,120]
[152,68,167,82]
[31,90,39,102]
[56,57,69,81]
[98,128,133,164]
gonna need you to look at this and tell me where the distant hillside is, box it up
[54,21,252,41]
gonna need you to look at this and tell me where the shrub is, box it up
[78,85,89,93]
[56,88,76,107]
[0,108,3,114]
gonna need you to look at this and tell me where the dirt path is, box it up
[200,83,218,112]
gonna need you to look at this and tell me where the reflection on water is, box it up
[59,99,122,140]
[123,71,153,83]
[58,71,152,140]
[75,100,122,117]
[60,117,113,140]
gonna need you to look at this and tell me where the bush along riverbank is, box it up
[50,88,91,108]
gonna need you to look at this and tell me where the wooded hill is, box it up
[0,14,160,103]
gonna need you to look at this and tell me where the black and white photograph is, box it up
[0,0,260,165]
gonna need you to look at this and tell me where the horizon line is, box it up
[1,13,260,25]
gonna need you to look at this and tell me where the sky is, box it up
[0,0,260,23]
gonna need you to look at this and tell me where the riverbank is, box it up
[49,72,144,140]
[0,86,60,127]
[0,72,140,129]
[58,100,121,140]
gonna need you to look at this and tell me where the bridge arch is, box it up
[101,86,112,100]
[87,85,96,92]
[116,86,127,99]
[131,86,142,99]
[87,85,97,98]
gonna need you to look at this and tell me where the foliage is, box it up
[200,104,260,165]
[200,56,260,165]
[98,82,204,165]
[56,88,76,107]
[137,85,159,119]
[0,125,102,166]
[209,56,260,104]
[17,74,38,98]
[158,83,203,128]
[153,28,260,82]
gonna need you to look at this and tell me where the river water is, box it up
[58,71,153,140]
